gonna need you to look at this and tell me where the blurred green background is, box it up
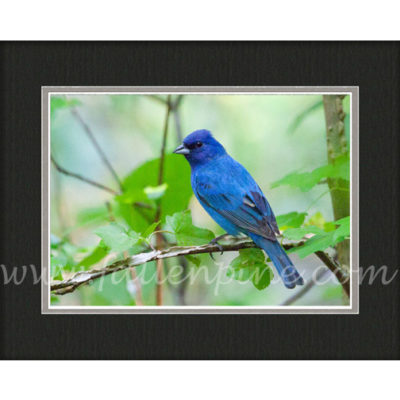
[50,93,350,307]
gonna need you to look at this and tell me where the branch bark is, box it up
[323,95,350,273]
[51,238,349,296]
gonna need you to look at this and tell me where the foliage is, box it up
[51,96,81,120]
[276,212,307,229]
[166,210,214,246]
[271,153,349,192]
[95,223,141,253]
[116,155,191,232]
[227,248,273,290]
[166,210,215,267]
[284,216,350,259]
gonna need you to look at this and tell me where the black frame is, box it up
[0,42,399,359]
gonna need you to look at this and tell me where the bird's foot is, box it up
[209,234,229,261]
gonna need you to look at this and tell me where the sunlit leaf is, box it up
[276,212,307,229]
[76,245,108,269]
[166,210,214,246]
[290,216,350,258]
[117,155,192,232]
[283,226,325,241]
[95,222,141,253]
[50,96,81,119]
[144,183,168,200]
[50,255,65,281]
[142,221,160,239]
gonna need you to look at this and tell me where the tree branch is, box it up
[323,95,350,273]
[173,98,184,142]
[315,250,349,297]
[51,155,120,196]
[171,98,187,303]
[71,108,123,192]
[156,95,172,192]
[50,238,349,296]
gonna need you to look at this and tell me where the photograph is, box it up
[45,87,356,312]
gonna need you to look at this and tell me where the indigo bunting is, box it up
[174,129,304,289]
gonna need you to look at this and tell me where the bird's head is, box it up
[173,129,226,166]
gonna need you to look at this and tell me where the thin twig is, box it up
[149,95,169,106]
[171,96,188,302]
[154,95,172,306]
[315,250,350,297]
[53,163,68,235]
[172,95,184,111]
[51,155,119,196]
[105,201,115,221]
[173,97,184,143]
[156,95,172,194]
[133,202,153,210]
[71,108,123,192]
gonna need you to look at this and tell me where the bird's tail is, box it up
[249,233,304,289]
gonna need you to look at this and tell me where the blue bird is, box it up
[173,129,304,289]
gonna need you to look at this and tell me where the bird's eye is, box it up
[196,141,203,148]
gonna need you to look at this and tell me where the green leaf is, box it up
[50,241,78,273]
[276,212,307,229]
[142,221,160,239]
[283,226,325,241]
[50,255,65,281]
[144,183,168,200]
[227,248,273,290]
[185,255,201,267]
[293,234,335,258]
[166,210,214,246]
[306,211,336,232]
[50,96,81,119]
[271,153,350,192]
[79,271,136,306]
[51,294,60,305]
[290,216,350,259]
[76,205,109,225]
[95,222,140,253]
[332,216,350,242]
[76,245,108,269]
[323,285,343,300]
[116,155,192,232]
[305,211,325,229]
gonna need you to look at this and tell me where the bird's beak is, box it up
[173,144,190,155]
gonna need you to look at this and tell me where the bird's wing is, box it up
[194,158,279,241]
